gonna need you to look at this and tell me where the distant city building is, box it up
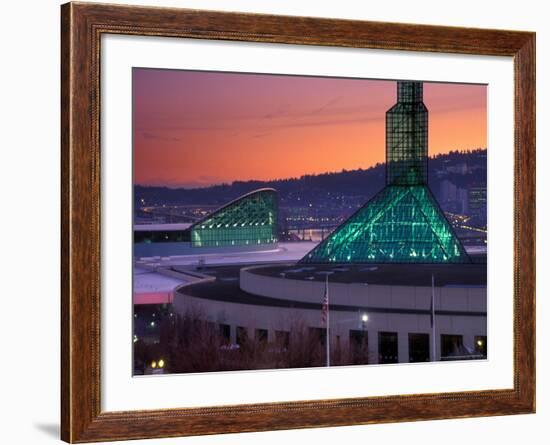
[457,187,469,214]
[440,179,457,203]
[301,81,470,264]
[439,179,469,215]
[468,185,487,225]
[446,162,469,175]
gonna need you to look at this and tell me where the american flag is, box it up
[321,276,329,326]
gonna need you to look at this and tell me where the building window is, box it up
[255,328,268,345]
[275,331,289,349]
[219,324,230,344]
[440,334,464,361]
[236,326,248,347]
[408,333,430,362]
[349,330,368,365]
[378,332,398,364]
[309,327,327,347]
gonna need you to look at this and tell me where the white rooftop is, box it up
[135,241,317,267]
[134,223,192,231]
[133,267,187,305]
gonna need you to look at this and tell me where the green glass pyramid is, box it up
[301,81,470,264]
[301,185,469,264]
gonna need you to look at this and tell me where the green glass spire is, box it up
[190,188,278,248]
[301,81,470,264]
[386,81,428,186]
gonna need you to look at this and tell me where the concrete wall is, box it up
[240,267,487,313]
[173,277,487,364]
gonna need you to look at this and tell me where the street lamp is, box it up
[360,312,368,330]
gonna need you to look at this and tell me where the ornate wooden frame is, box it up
[61,2,536,442]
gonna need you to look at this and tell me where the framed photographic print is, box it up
[61,2,535,442]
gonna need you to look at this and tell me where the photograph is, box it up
[51,1,537,442]
[132,69,488,375]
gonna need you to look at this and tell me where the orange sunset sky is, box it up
[133,69,486,188]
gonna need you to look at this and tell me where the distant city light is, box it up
[151,361,157,369]
[158,359,165,368]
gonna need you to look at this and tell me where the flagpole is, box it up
[326,274,330,367]
[431,274,436,362]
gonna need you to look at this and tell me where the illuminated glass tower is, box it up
[301,81,470,264]
[386,81,428,186]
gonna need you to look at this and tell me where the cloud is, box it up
[138,174,226,189]
[252,133,271,139]
[140,131,181,142]
[308,96,343,116]
[136,99,383,136]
